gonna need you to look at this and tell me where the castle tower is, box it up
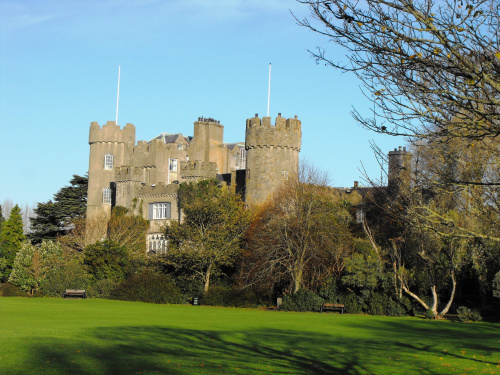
[87,121,136,221]
[388,146,411,192]
[188,117,225,167]
[245,113,301,205]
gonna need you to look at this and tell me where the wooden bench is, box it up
[320,303,345,314]
[63,289,86,299]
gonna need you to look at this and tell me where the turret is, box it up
[388,146,411,193]
[87,121,136,222]
[245,113,301,205]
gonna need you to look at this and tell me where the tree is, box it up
[392,220,468,319]
[402,136,500,241]
[493,271,500,300]
[20,203,34,234]
[8,241,63,295]
[29,175,88,243]
[245,165,354,294]
[107,206,149,256]
[84,239,130,282]
[59,206,149,261]
[297,0,500,312]
[0,204,5,230]
[0,205,26,281]
[163,179,252,294]
[297,0,500,142]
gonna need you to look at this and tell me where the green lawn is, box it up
[0,298,498,374]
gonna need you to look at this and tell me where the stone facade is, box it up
[87,114,409,253]
[87,114,301,252]
[245,113,301,205]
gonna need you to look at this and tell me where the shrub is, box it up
[200,284,267,307]
[39,259,89,297]
[318,278,340,302]
[280,289,324,312]
[0,282,31,297]
[425,309,435,320]
[201,285,234,306]
[84,240,130,281]
[367,293,411,317]
[88,278,119,299]
[338,293,364,314]
[111,271,183,304]
[173,277,204,302]
[457,306,482,323]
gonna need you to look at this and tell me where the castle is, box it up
[86,114,302,252]
[87,113,409,253]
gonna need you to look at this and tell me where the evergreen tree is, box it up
[0,205,26,281]
[29,175,88,243]
[9,240,64,295]
[84,239,130,282]
[0,204,6,280]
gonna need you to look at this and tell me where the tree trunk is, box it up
[293,267,303,293]
[401,281,430,311]
[438,272,457,317]
[204,263,213,294]
[430,285,439,318]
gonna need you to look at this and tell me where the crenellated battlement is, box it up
[245,113,301,151]
[180,160,218,180]
[115,166,145,182]
[89,121,136,144]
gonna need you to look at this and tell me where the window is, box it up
[282,170,289,180]
[147,234,168,254]
[102,188,111,204]
[104,153,113,170]
[177,144,183,150]
[239,147,246,169]
[356,206,366,224]
[149,202,171,220]
[169,158,178,172]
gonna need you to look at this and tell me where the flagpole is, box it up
[116,65,121,125]
[267,63,271,117]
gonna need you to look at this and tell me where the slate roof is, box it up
[150,133,189,144]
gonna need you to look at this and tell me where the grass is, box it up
[0,298,499,374]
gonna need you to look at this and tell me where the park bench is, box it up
[320,303,345,314]
[63,289,86,299]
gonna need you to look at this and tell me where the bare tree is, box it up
[245,163,354,293]
[20,203,35,234]
[2,198,14,219]
[296,0,500,142]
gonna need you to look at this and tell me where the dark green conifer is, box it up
[0,205,26,281]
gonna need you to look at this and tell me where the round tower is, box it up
[87,121,136,221]
[388,146,411,193]
[244,113,301,205]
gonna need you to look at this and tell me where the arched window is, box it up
[104,153,114,170]
[147,234,168,254]
[102,188,111,204]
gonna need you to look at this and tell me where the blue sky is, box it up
[0,0,402,207]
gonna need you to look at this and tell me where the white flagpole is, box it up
[267,63,271,117]
[116,65,121,125]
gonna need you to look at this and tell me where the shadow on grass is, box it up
[20,327,364,375]
[341,318,500,365]
[13,318,500,375]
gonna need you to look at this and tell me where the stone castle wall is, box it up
[245,114,301,205]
